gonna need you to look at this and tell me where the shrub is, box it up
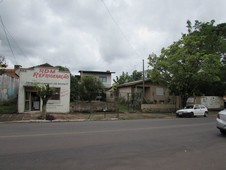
[37,114,55,121]
[46,114,55,120]
[0,100,17,114]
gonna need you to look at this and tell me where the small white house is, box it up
[17,63,70,113]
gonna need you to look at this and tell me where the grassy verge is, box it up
[86,112,175,121]
[0,101,17,114]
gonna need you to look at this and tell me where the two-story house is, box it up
[79,70,115,89]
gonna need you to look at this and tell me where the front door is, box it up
[25,91,40,111]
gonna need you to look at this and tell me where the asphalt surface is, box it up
[0,117,225,170]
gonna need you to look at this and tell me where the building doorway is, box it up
[25,91,40,111]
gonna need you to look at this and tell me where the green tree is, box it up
[34,83,55,119]
[0,56,7,67]
[148,20,225,106]
[55,65,70,72]
[70,75,80,102]
[113,70,143,85]
[131,70,143,81]
[216,23,226,82]
[79,76,104,101]
[113,72,132,85]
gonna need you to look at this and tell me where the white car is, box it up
[176,104,208,117]
[216,109,226,135]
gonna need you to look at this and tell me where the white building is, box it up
[18,63,70,113]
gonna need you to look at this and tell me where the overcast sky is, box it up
[0,0,225,78]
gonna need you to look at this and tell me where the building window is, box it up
[156,87,164,96]
[50,88,60,100]
[99,76,107,83]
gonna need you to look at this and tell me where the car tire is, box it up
[190,112,194,118]
[220,129,226,135]
[204,112,208,117]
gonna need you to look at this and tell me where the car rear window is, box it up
[185,105,194,109]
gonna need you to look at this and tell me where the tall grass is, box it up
[0,100,17,114]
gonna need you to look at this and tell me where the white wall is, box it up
[201,96,224,109]
[187,96,224,109]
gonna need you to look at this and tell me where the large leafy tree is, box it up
[216,23,226,82]
[148,20,226,106]
[79,76,104,101]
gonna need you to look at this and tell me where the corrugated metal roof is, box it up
[117,79,152,87]
[1,69,19,79]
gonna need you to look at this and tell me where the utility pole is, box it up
[142,59,145,103]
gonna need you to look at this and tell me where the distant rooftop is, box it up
[0,68,19,79]
[117,79,152,87]
[79,70,115,74]
[27,63,53,69]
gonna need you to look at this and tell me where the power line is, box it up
[4,25,33,65]
[0,15,33,66]
[0,15,17,64]
[100,0,141,58]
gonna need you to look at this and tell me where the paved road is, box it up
[0,117,225,170]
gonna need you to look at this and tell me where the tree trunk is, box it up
[181,94,188,107]
[42,104,46,120]
[42,99,48,120]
